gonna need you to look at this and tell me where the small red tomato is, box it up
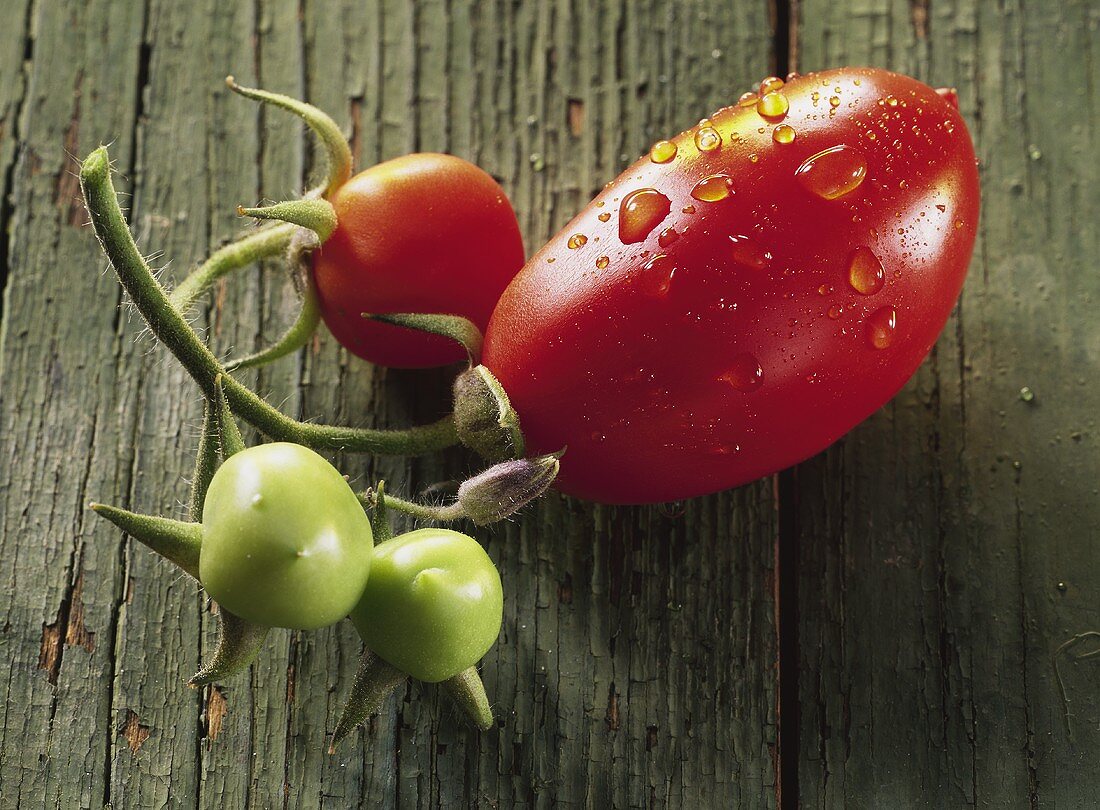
[313,153,525,368]
[478,67,980,504]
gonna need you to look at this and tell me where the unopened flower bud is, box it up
[456,452,562,525]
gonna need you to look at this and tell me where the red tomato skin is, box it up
[481,68,980,504]
[313,153,525,368]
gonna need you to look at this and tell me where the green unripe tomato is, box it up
[200,442,373,630]
[350,529,503,683]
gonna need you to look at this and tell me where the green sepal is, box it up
[226,76,352,197]
[238,198,337,243]
[364,312,483,366]
[441,666,494,730]
[225,280,321,371]
[89,503,202,580]
[329,649,408,753]
[453,365,525,463]
[189,606,270,687]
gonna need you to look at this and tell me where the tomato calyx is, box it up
[237,197,337,243]
[453,364,525,463]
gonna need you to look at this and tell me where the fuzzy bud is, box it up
[456,453,561,525]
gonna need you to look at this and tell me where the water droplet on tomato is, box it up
[640,253,675,297]
[827,304,843,319]
[682,205,696,214]
[738,91,758,106]
[649,139,678,163]
[795,145,868,200]
[595,255,609,269]
[567,233,588,249]
[866,306,897,349]
[772,124,796,144]
[618,188,671,244]
[817,284,832,296]
[847,246,885,294]
[936,204,946,213]
[251,494,264,506]
[598,212,611,222]
[756,91,789,120]
[729,234,772,269]
[695,126,722,152]
[759,76,785,94]
[691,173,735,202]
[829,95,841,108]
[658,227,679,247]
[720,353,763,392]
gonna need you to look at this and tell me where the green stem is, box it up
[188,398,220,522]
[169,222,296,313]
[226,76,352,197]
[441,666,494,731]
[364,313,483,365]
[224,282,321,371]
[89,504,202,580]
[238,199,337,243]
[329,649,408,753]
[189,608,270,687]
[358,489,466,523]
[80,146,458,456]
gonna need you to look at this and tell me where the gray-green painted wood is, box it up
[794,0,1100,806]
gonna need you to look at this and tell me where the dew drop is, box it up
[618,188,671,244]
[829,96,841,108]
[756,91,789,120]
[695,126,722,152]
[847,246,885,294]
[935,204,946,212]
[795,145,868,200]
[759,76,785,94]
[595,255,609,269]
[658,227,680,247]
[772,124,796,144]
[738,91,758,106]
[681,204,696,214]
[598,212,611,222]
[866,306,897,349]
[827,304,843,319]
[640,253,675,297]
[650,139,678,163]
[691,173,735,202]
[729,234,772,269]
[567,233,588,249]
[817,284,832,296]
[720,353,764,392]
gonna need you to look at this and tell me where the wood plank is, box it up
[0,1,150,806]
[793,0,1100,805]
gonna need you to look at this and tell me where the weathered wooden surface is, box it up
[2,0,1097,806]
